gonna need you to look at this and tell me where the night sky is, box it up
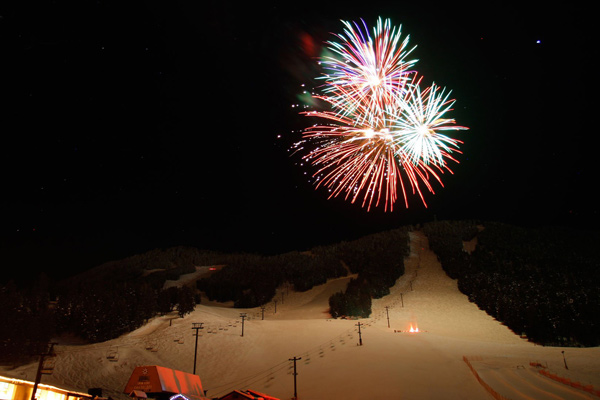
[1,2,596,282]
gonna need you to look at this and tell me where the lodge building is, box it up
[0,374,94,400]
[1,366,279,400]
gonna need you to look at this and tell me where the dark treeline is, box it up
[0,247,218,364]
[196,227,410,317]
[0,279,197,364]
[197,250,347,308]
[328,228,410,318]
[65,246,227,289]
[0,276,56,364]
[423,220,600,347]
[1,227,411,364]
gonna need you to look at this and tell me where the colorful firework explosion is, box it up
[296,17,468,211]
[319,18,418,121]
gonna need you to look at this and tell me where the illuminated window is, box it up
[0,382,16,400]
[37,389,66,400]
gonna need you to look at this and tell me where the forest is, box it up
[2,220,599,365]
[196,227,410,317]
[0,228,409,364]
[423,220,600,346]
[0,247,210,363]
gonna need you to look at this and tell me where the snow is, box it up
[2,231,599,400]
[162,267,217,289]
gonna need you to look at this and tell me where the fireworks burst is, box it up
[319,18,418,120]
[295,17,468,211]
[392,75,466,167]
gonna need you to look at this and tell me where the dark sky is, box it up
[1,2,596,282]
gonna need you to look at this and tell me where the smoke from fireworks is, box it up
[294,17,468,211]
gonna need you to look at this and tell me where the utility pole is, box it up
[400,292,404,308]
[273,299,278,314]
[31,342,56,400]
[356,322,363,346]
[562,351,569,370]
[240,313,247,337]
[289,356,301,400]
[192,323,203,375]
[385,306,390,328]
[260,306,266,320]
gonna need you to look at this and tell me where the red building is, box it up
[217,389,279,400]
[123,366,209,400]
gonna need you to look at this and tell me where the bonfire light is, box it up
[409,324,419,333]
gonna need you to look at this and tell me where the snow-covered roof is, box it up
[123,366,207,400]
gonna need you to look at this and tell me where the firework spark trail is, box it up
[297,17,468,211]
[301,93,401,211]
[316,136,397,211]
[320,18,417,119]
[300,86,451,211]
[302,114,417,212]
[301,82,453,211]
[391,76,467,167]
